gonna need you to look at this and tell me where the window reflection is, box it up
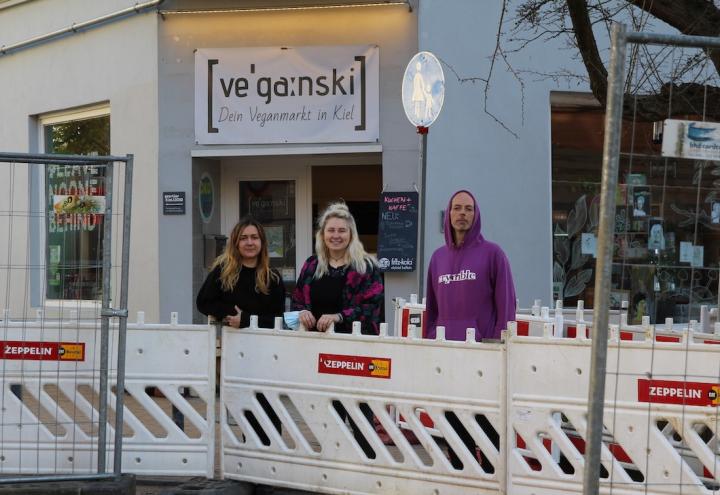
[552,102,719,323]
[44,116,109,300]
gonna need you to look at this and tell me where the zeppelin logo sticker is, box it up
[318,353,391,379]
[0,341,86,361]
[638,379,720,406]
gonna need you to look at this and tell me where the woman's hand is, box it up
[299,310,316,330]
[316,313,341,332]
[225,306,243,328]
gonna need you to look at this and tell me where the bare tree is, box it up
[507,0,720,120]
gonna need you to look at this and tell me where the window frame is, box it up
[37,103,110,311]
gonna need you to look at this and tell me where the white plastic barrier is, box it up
[222,316,720,494]
[0,314,215,477]
[506,322,720,495]
[221,321,506,495]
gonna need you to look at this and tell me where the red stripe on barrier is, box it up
[542,437,552,452]
[398,412,436,429]
[566,433,632,463]
[516,321,529,336]
[568,434,585,454]
[608,442,632,463]
[401,308,427,338]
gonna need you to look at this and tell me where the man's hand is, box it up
[299,310,316,330]
[316,313,340,332]
[225,305,243,328]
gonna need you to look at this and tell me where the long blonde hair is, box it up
[213,217,278,294]
[314,202,375,279]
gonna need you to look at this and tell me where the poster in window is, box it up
[265,225,284,258]
[580,233,597,257]
[679,241,694,263]
[711,202,720,224]
[632,187,650,218]
[53,195,105,215]
[692,245,704,267]
[647,218,665,250]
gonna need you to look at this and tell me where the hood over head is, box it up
[444,189,484,248]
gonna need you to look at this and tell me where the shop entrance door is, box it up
[223,159,312,303]
[239,180,300,299]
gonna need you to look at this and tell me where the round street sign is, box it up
[402,51,445,128]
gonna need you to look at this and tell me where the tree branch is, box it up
[567,0,609,105]
[626,0,720,75]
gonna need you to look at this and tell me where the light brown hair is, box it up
[213,217,278,294]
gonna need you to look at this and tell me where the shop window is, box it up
[239,180,297,296]
[44,114,110,300]
[552,96,718,324]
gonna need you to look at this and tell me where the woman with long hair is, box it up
[197,217,285,329]
[292,202,384,334]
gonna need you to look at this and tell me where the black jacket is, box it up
[196,264,285,328]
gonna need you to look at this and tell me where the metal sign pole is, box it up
[418,126,428,298]
[401,51,444,298]
[583,23,627,495]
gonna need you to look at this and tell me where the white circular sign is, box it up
[402,51,445,128]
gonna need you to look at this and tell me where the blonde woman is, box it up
[292,202,384,334]
[197,217,285,328]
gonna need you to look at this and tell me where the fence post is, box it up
[584,22,627,495]
[98,161,115,474]
[113,155,133,474]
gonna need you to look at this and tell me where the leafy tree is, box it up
[48,117,110,155]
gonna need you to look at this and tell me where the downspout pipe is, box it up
[0,0,164,56]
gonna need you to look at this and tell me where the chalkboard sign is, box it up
[377,191,419,272]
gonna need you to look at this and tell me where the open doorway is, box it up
[311,165,382,254]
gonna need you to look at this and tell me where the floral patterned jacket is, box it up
[292,255,384,335]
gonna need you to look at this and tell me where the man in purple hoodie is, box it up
[426,190,516,341]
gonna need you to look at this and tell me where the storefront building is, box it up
[8,0,672,327]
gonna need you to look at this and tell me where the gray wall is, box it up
[418,0,589,307]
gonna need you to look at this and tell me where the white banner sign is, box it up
[195,46,379,145]
[662,119,720,161]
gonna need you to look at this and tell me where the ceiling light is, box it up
[160,1,411,15]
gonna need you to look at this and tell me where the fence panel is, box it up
[507,325,720,494]
[221,323,506,494]
[0,316,215,478]
[0,152,134,479]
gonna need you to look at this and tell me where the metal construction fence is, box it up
[587,26,720,495]
[0,152,133,481]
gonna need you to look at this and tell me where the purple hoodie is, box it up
[425,190,516,341]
